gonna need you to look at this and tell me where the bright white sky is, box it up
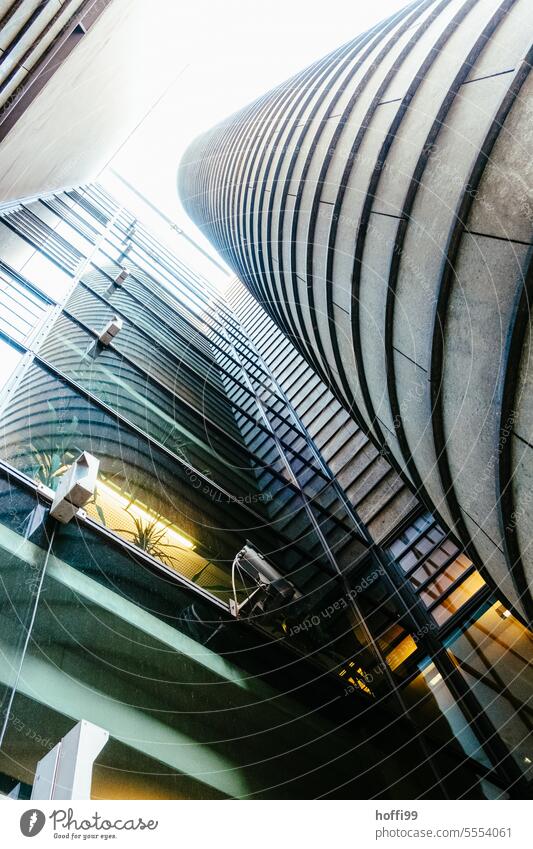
[100,0,409,281]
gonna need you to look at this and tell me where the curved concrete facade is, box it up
[179,0,533,620]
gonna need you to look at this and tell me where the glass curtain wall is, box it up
[0,183,530,800]
[0,184,424,800]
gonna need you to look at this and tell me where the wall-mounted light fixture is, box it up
[98,315,123,346]
[114,268,129,286]
[50,451,99,523]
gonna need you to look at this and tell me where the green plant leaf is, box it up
[49,452,62,477]
[95,503,107,526]
[191,562,211,583]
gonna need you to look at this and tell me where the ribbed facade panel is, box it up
[179,0,533,620]
[226,277,419,542]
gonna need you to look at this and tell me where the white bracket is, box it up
[114,269,129,286]
[98,315,123,346]
[31,720,109,800]
[50,451,99,523]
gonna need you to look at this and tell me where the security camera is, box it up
[98,315,123,346]
[229,543,301,618]
[50,452,99,523]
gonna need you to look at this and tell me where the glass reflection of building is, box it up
[0,184,530,801]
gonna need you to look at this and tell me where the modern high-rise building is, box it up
[0,180,531,800]
[179,0,533,623]
[225,275,533,796]
[0,0,182,206]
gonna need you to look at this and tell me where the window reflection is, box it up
[0,363,244,600]
[400,660,494,798]
[0,338,23,395]
[388,513,486,626]
[83,477,237,599]
[431,572,486,625]
[447,603,533,777]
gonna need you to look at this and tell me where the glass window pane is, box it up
[0,476,51,739]
[0,338,23,394]
[0,515,372,800]
[22,253,72,302]
[447,603,533,777]
[400,663,496,798]
[431,572,486,625]
[416,556,471,603]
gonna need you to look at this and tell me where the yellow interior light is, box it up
[96,479,195,550]
[385,634,417,672]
